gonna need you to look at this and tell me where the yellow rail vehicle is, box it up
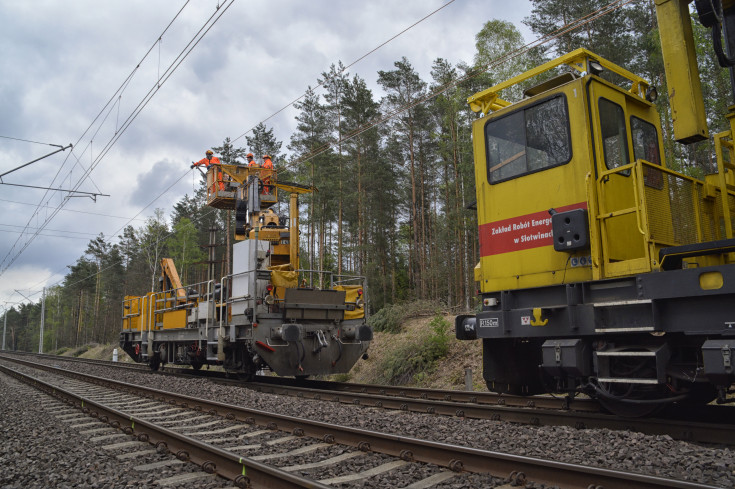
[121,165,373,379]
[457,2,735,416]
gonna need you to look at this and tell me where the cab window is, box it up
[631,116,663,188]
[599,98,630,173]
[631,117,661,166]
[485,95,571,184]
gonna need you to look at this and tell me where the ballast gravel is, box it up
[3,356,735,488]
[0,371,233,489]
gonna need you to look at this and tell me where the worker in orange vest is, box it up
[191,150,224,191]
[261,154,274,194]
[246,152,259,167]
[262,154,273,170]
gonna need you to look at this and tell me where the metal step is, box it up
[595,344,670,384]
[597,377,659,385]
[596,351,656,357]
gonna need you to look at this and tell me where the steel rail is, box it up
[10,351,600,410]
[0,361,328,489]
[0,354,719,489]
[11,352,735,445]
[244,381,735,445]
[249,375,600,411]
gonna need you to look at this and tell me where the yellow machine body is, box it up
[471,49,735,295]
[655,0,709,143]
[121,258,196,334]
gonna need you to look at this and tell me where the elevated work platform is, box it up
[203,164,314,210]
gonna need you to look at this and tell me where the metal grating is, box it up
[645,172,697,246]
[645,168,735,246]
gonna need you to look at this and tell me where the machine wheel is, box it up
[149,352,161,372]
[596,389,666,417]
[190,360,203,370]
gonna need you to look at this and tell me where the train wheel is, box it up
[593,381,669,417]
[597,393,664,417]
[149,352,161,372]
[190,360,203,370]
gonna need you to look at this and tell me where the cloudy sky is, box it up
[0,0,533,306]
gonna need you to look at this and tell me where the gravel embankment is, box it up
[4,356,735,488]
[0,370,232,489]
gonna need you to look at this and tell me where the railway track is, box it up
[9,351,596,410]
[0,353,721,489]
[17,352,735,446]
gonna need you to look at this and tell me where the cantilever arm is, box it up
[0,144,72,181]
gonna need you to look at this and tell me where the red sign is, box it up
[479,202,587,256]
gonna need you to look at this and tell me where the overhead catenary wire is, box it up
[0,230,97,241]
[0,197,146,221]
[0,0,234,279]
[285,0,639,168]
[0,223,105,237]
[0,182,108,199]
[0,135,67,147]
[0,0,193,275]
[232,0,458,144]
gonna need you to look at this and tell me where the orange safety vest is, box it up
[195,156,224,191]
[260,158,273,189]
[247,158,259,167]
[194,156,221,167]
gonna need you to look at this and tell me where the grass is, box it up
[70,345,91,357]
[368,300,446,333]
[374,314,451,386]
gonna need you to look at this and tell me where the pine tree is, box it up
[378,57,431,298]
[213,136,248,165]
[320,62,349,274]
[342,74,381,276]
[524,0,638,68]
[137,209,170,293]
[246,123,284,164]
[288,87,333,275]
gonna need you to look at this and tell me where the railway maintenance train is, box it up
[456,0,735,416]
[119,164,373,379]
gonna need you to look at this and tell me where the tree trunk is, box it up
[93,266,101,343]
[357,150,363,274]
[408,120,419,295]
[338,107,343,275]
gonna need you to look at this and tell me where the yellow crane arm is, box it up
[160,258,187,303]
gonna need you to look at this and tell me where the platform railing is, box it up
[595,158,735,278]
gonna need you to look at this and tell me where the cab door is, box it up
[588,81,649,277]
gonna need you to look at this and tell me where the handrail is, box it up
[632,160,647,237]
[596,157,735,276]
[714,130,735,239]
[468,48,650,114]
